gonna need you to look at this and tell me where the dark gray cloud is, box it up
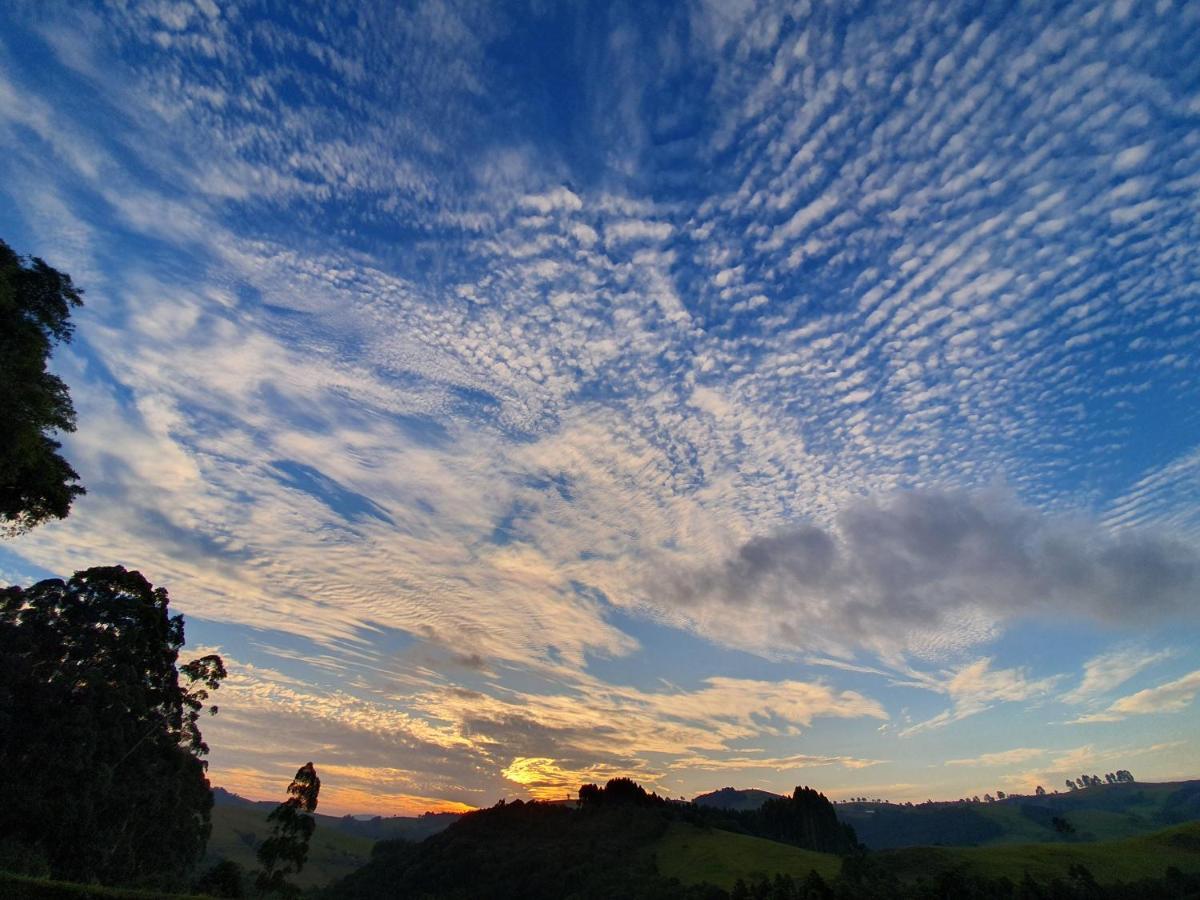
[658,490,1200,655]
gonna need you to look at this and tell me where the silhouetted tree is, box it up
[1052,815,1075,835]
[577,777,665,809]
[256,762,321,896]
[0,239,85,535]
[1035,785,1046,796]
[1115,769,1134,783]
[0,567,224,885]
[758,786,856,853]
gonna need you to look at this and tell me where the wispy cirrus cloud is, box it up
[1071,670,1200,724]
[1060,647,1174,706]
[899,658,1060,737]
[945,747,1046,768]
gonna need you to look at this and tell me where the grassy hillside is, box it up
[0,872,208,899]
[837,780,1200,849]
[654,819,1200,890]
[203,804,376,889]
[880,820,1200,884]
[654,821,841,889]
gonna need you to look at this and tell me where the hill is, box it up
[203,799,459,888]
[880,820,1200,884]
[693,788,784,811]
[654,821,840,889]
[203,804,376,890]
[837,779,1200,849]
[323,777,853,899]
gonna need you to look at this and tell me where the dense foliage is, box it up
[0,567,224,886]
[0,238,85,535]
[325,784,719,900]
[689,787,858,854]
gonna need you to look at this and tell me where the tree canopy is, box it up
[0,239,86,535]
[256,762,322,896]
[0,566,224,886]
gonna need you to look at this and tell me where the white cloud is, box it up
[1071,669,1200,723]
[1060,646,1173,705]
[1113,143,1152,171]
[901,658,1059,736]
[604,218,673,245]
[945,747,1045,767]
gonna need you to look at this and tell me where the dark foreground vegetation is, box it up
[320,779,1200,900]
[325,779,854,900]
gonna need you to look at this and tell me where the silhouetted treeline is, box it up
[325,780,849,900]
[323,792,718,900]
[689,787,858,854]
[322,778,1200,900]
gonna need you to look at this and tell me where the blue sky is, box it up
[2,0,1200,814]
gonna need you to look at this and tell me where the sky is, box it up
[2,0,1199,816]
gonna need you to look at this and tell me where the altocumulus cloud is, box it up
[655,490,1200,658]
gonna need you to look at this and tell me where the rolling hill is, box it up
[654,821,841,889]
[693,780,1200,849]
[837,780,1200,848]
[203,790,460,888]
[880,820,1200,884]
[654,819,1200,889]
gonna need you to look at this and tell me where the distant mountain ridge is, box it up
[213,784,462,828]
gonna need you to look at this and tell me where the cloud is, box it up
[668,753,884,772]
[945,747,1046,768]
[501,757,656,800]
[1071,669,1200,723]
[1114,143,1152,171]
[191,642,888,812]
[652,489,1200,657]
[603,218,673,245]
[900,658,1059,736]
[1060,646,1173,705]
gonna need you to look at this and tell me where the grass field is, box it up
[203,803,376,889]
[654,819,1200,890]
[882,821,1200,884]
[0,872,208,899]
[836,780,1200,849]
[654,822,841,889]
